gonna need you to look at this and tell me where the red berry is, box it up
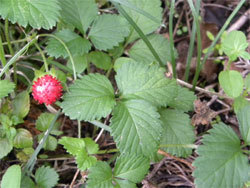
[32,75,63,105]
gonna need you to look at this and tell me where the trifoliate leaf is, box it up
[193,123,249,188]
[76,150,97,171]
[114,154,150,183]
[122,0,162,43]
[160,109,195,157]
[59,0,98,33]
[58,136,85,156]
[0,80,15,99]
[1,165,21,188]
[61,74,116,121]
[12,91,30,119]
[110,100,163,157]
[115,62,177,107]
[88,51,112,70]
[13,128,33,149]
[0,0,60,29]
[87,161,114,188]
[236,105,250,144]
[89,14,130,50]
[0,138,12,159]
[46,29,91,58]
[35,166,59,188]
[129,34,178,65]
[219,70,243,98]
[168,85,196,112]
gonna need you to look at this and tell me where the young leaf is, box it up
[159,109,195,157]
[38,134,57,151]
[58,136,85,156]
[12,91,30,119]
[21,176,35,188]
[88,51,112,70]
[35,166,59,188]
[129,34,178,65]
[0,138,13,159]
[89,14,130,50]
[36,113,58,131]
[0,0,60,29]
[1,165,21,188]
[193,123,249,188]
[236,105,250,144]
[76,150,97,171]
[110,100,163,157]
[46,29,91,58]
[115,62,177,107]
[122,0,162,43]
[87,161,114,188]
[61,74,116,121]
[233,96,249,113]
[13,128,33,149]
[59,0,98,33]
[84,137,99,155]
[219,70,243,98]
[0,80,15,99]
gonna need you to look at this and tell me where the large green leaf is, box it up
[0,0,60,29]
[110,100,162,157]
[0,80,15,99]
[160,109,195,157]
[61,74,116,121]
[237,105,250,144]
[46,29,91,58]
[89,14,130,50]
[35,166,59,188]
[129,34,178,65]
[122,0,162,43]
[193,123,249,188]
[115,62,177,107]
[59,0,98,33]
[12,91,30,119]
[1,165,21,188]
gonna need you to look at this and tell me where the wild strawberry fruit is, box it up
[32,75,63,105]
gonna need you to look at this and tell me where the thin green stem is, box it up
[2,38,28,45]
[191,0,246,88]
[169,0,176,77]
[0,29,7,75]
[38,34,77,80]
[34,42,49,72]
[96,148,119,154]
[114,2,166,67]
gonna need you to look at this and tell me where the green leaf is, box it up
[46,29,91,58]
[114,154,150,183]
[129,34,178,65]
[233,96,249,113]
[36,113,58,131]
[84,137,99,154]
[122,0,162,43]
[67,54,88,74]
[193,123,249,188]
[13,128,33,149]
[219,70,243,98]
[0,138,12,159]
[87,161,114,188]
[115,62,177,107]
[1,165,21,188]
[114,57,136,72]
[245,74,250,92]
[59,0,98,33]
[236,105,250,144]
[159,109,195,157]
[222,31,249,61]
[76,150,97,171]
[61,74,116,121]
[89,14,130,50]
[0,80,15,99]
[89,51,112,70]
[110,100,163,157]
[12,91,30,119]
[38,134,57,151]
[21,176,35,188]
[168,85,196,112]
[35,166,59,188]
[58,136,85,156]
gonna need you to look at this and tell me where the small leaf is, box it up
[89,51,112,70]
[35,166,59,188]
[236,105,250,144]
[193,123,249,188]
[89,14,130,50]
[21,176,35,188]
[0,80,15,99]
[46,29,91,58]
[115,62,177,107]
[36,113,58,131]
[76,150,97,171]
[61,74,116,121]
[13,128,33,149]
[0,0,60,29]
[110,100,163,157]
[233,96,249,113]
[84,137,99,154]
[0,138,13,159]
[38,134,57,151]
[219,70,243,98]
[12,91,30,119]
[59,0,98,33]
[58,136,85,156]
[1,165,21,188]
[129,34,178,65]
[244,74,250,92]
[67,54,88,74]
[160,109,195,157]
